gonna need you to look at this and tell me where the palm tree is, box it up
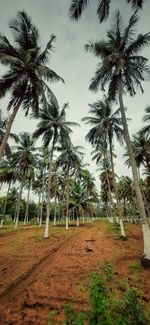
[69,179,98,226]
[13,132,37,229]
[142,106,150,136]
[0,11,64,160]
[98,155,114,222]
[69,0,144,23]
[82,97,126,237]
[0,154,17,226]
[99,164,114,221]
[33,100,78,238]
[118,176,135,219]
[85,10,150,265]
[56,140,84,229]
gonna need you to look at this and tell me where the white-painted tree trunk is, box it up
[15,181,23,230]
[76,217,79,227]
[44,217,49,238]
[142,224,150,264]
[0,219,4,228]
[120,219,126,238]
[44,138,55,238]
[66,216,69,230]
[24,181,31,225]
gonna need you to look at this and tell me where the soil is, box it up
[0,221,150,324]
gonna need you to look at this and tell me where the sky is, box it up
[0,0,150,195]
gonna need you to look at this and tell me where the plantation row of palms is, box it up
[0,5,150,266]
[0,100,149,235]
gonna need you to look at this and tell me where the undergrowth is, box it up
[63,263,150,325]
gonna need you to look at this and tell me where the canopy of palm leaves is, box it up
[85,10,150,100]
[0,11,64,116]
[82,96,124,149]
[69,0,144,23]
[33,100,78,148]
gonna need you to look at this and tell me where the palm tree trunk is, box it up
[44,138,55,238]
[53,196,57,225]
[105,169,113,223]
[0,100,22,161]
[39,172,45,227]
[119,82,150,264]
[24,180,31,225]
[65,169,69,230]
[0,181,11,228]
[109,139,126,238]
[15,181,24,230]
[37,192,41,224]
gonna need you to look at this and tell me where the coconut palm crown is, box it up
[85,10,150,99]
[0,11,64,160]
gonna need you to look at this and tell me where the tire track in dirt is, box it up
[0,224,106,324]
[0,225,91,300]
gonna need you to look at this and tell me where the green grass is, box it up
[129,261,143,272]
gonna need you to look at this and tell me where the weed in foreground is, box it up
[129,261,143,273]
[64,263,150,325]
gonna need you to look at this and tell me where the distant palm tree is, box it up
[33,100,78,238]
[0,11,64,160]
[13,132,37,229]
[85,10,150,264]
[97,154,114,222]
[0,154,17,226]
[82,97,126,237]
[118,176,135,218]
[69,0,144,23]
[69,179,98,226]
[56,141,84,229]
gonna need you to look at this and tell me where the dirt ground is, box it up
[0,220,150,324]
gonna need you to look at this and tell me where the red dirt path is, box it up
[0,221,150,324]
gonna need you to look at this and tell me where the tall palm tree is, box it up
[85,10,150,265]
[69,0,144,23]
[33,100,78,238]
[0,11,64,160]
[82,97,126,237]
[56,140,84,229]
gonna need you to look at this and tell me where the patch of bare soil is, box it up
[0,221,150,324]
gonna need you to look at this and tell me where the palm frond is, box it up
[69,0,89,20]
[97,0,111,23]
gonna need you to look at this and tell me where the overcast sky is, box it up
[0,0,150,192]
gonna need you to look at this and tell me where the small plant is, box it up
[46,310,57,325]
[64,304,85,325]
[129,262,143,272]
